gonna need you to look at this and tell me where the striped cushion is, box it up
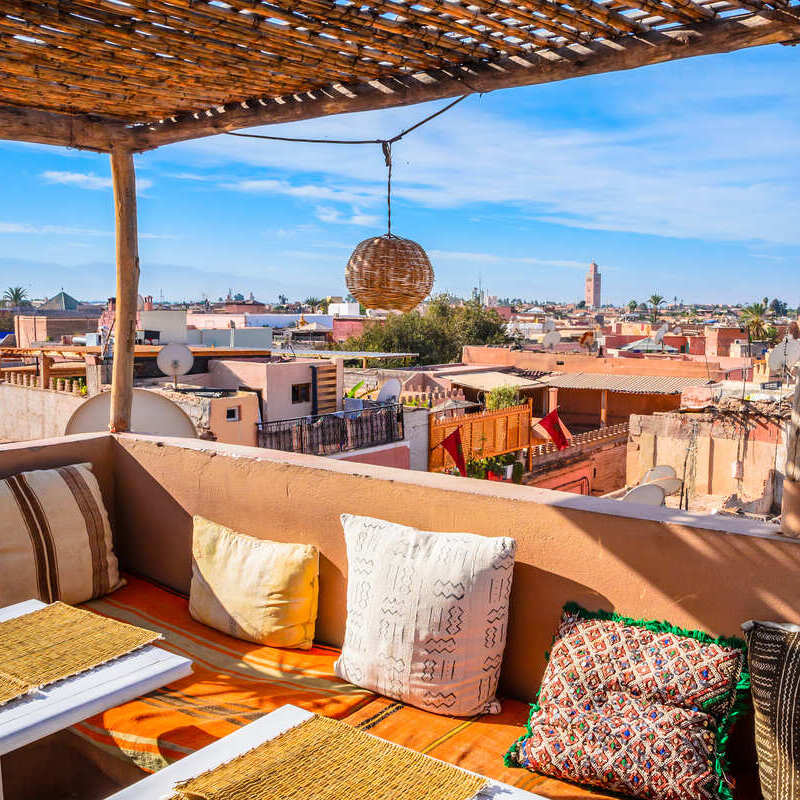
[0,463,121,605]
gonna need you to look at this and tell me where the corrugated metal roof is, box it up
[532,373,711,394]
[441,371,541,392]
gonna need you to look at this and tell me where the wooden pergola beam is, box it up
[0,105,137,152]
[130,9,800,151]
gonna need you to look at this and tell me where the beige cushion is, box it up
[189,516,319,650]
[334,513,516,716]
[0,463,121,606]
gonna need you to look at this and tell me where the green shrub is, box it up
[485,385,521,411]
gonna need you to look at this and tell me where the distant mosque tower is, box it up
[585,261,601,309]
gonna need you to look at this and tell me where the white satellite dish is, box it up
[377,377,402,404]
[672,326,682,336]
[542,330,561,350]
[768,337,800,375]
[65,389,197,438]
[653,328,666,345]
[157,343,194,389]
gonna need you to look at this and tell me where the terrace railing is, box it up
[256,404,404,456]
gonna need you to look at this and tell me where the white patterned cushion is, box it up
[334,514,516,716]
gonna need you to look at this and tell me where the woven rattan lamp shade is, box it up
[345,234,434,312]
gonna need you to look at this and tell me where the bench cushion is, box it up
[71,576,373,772]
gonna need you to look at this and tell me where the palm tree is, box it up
[3,286,27,307]
[648,294,665,324]
[304,297,321,311]
[627,299,638,314]
[741,302,768,341]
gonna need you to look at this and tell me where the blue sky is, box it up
[1,43,798,306]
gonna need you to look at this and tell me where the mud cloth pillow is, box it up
[506,603,750,800]
[0,462,121,606]
[741,619,800,800]
[334,513,516,717]
[189,516,319,650]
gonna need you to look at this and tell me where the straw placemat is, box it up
[171,714,487,800]
[0,601,161,707]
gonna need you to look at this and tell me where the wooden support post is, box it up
[781,376,800,537]
[600,389,608,428]
[40,354,52,390]
[109,147,140,433]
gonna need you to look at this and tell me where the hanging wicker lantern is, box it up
[346,234,434,312]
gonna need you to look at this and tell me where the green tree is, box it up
[741,302,768,341]
[770,298,788,317]
[627,299,638,314]
[3,286,27,306]
[304,297,321,310]
[648,294,665,323]
[485,385,521,411]
[339,294,507,366]
[576,300,586,309]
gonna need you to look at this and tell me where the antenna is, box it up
[377,378,402,403]
[157,343,194,390]
[543,330,561,351]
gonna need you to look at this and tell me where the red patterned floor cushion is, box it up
[505,604,750,800]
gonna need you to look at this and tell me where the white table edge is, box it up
[105,704,546,800]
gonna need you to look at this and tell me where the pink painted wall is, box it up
[334,442,410,469]
[331,317,375,342]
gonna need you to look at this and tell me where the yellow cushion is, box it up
[189,516,318,650]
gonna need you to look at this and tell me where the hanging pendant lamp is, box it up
[345,142,434,312]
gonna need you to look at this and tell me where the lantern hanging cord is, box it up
[224,94,468,147]
[225,93,469,236]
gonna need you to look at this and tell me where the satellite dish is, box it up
[157,343,194,389]
[768,337,800,375]
[641,464,677,484]
[65,389,197,438]
[672,326,682,336]
[620,484,666,506]
[653,328,666,345]
[377,378,402,403]
[544,319,556,332]
[542,330,561,351]
[645,476,683,496]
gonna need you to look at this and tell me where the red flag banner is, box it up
[537,409,569,450]
[440,428,467,476]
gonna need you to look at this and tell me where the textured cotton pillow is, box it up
[189,516,319,649]
[334,513,516,716]
[506,604,749,800]
[742,619,800,800]
[0,462,121,606]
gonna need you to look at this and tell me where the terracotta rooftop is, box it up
[532,372,713,394]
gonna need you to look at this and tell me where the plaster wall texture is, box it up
[627,413,784,505]
[208,394,260,447]
[105,432,799,704]
[0,383,84,441]
[139,310,187,343]
[463,346,726,380]
[402,406,430,471]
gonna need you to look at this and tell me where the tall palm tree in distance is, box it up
[648,294,665,324]
[3,286,27,307]
[627,299,638,314]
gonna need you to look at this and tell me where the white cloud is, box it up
[42,171,153,192]
[0,221,175,240]
[160,85,800,246]
[314,206,380,226]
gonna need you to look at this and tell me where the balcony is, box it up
[256,404,404,456]
[1,431,797,798]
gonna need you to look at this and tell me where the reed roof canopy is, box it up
[1,0,799,153]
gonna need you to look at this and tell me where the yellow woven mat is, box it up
[172,714,487,800]
[0,601,161,707]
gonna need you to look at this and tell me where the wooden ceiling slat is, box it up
[0,0,796,148]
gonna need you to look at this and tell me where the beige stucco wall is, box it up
[209,394,260,446]
[108,433,800,704]
[628,412,784,507]
[0,383,85,441]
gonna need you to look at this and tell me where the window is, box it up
[292,383,311,404]
[226,406,240,422]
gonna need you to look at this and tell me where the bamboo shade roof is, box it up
[1,0,798,151]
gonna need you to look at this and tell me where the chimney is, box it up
[144,295,154,311]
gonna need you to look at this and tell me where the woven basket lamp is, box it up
[346,234,434,312]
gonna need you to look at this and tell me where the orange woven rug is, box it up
[171,714,487,800]
[0,601,160,706]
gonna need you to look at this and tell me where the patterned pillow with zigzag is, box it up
[505,603,750,800]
